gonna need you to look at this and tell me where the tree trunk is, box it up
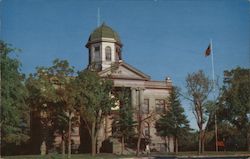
[167,136,170,152]
[201,130,205,153]
[136,133,141,156]
[62,133,65,157]
[164,137,167,152]
[97,141,100,154]
[91,122,96,156]
[198,129,206,154]
[68,115,72,159]
[91,136,96,156]
[0,124,2,158]
[121,135,125,155]
[96,110,102,154]
[136,116,143,156]
[248,136,250,151]
[246,130,250,151]
[175,137,178,154]
[198,130,202,154]
[136,122,142,156]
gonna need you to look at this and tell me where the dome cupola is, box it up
[86,23,123,71]
[86,23,122,47]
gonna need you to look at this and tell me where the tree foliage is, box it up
[75,70,115,156]
[25,59,77,156]
[0,41,29,148]
[112,87,136,154]
[155,87,190,153]
[219,67,250,150]
[185,70,213,154]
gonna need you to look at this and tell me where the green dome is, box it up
[87,23,122,45]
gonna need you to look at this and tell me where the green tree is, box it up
[219,67,250,150]
[26,66,57,153]
[178,130,199,151]
[26,59,77,158]
[155,87,190,153]
[112,87,136,155]
[47,59,76,159]
[75,70,115,156]
[0,41,29,155]
[185,70,213,154]
[53,111,68,156]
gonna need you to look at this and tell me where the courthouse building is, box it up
[83,23,174,153]
[32,23,174,154]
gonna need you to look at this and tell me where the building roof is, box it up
[87,23,122,46]
[98,61,151,81]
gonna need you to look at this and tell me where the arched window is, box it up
[105,46,111,61]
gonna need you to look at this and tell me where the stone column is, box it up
[131,87,136,108]
[139,88,144,111]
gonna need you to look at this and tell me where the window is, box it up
[105,46,111,61]
[115,46,121,61]
[94,46,100,61]
[144,123,150,137]
[165,101,170,111]
[142,99,149,114]
[94,46,100,52]
[145,128,149,137]
[155,99,165,113]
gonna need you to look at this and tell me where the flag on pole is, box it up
[205,44,211,57]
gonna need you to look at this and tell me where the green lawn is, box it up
[3,154,121,159]
[160,151,250,156]
[3,151,250,159]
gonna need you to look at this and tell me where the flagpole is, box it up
[211,39,215,84]
[97,7,100,27]
[210,39,218,152]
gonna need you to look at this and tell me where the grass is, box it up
[156,151,250,156]
[2,151,250,159]
[3,153,120,159]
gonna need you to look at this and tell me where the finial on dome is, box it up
[101,22,106,26]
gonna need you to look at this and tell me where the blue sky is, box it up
[1,0,250,129]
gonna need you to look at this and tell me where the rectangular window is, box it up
[165,101,170,111]
[94,46,100,52]
[94,46,101,61]
[144,124,150,137]
[145,128,149,137]
[155,99,165,113]
[142,99,149,114]
[105,46,111,61]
